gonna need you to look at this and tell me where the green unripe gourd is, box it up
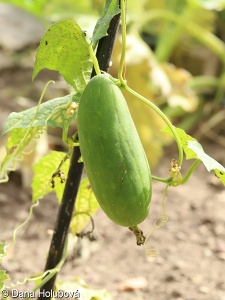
[77,74,152,227]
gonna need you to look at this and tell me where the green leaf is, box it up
[188,140,225,184]
[3,94,79,135]
[32,151,70,202]
[56,278,112,300]
[4,127,42,152]
[91,0,120,45]
[33,19,92,91]
[162,126,225,185]
[0,127,43,183]
[0,270,9,290]
[162,127,197,159]
[70,177,99,235]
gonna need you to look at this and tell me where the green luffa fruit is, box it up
[78,74,152,227]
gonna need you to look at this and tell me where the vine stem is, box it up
[151,159,201,186]
[5,201,40,251]
[151,175,171,184]
[89,44,101,75]
[180,159,201,185]
[118,0,127,86]
[124,85,183,166]
[118,1,183,166]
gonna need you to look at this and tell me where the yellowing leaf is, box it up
[70,178,99,235]
[0,127,43,183]
[32,151,70,202]
[33,19,92,92]
[0,270,9,290]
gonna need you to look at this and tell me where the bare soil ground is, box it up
[0,66,225,300]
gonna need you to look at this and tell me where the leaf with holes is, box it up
[32,151,70,202]
[3,94,79,135]
[33,19,92,91]
[0,127,43,183]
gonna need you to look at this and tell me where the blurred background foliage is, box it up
[1,0,225,171]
